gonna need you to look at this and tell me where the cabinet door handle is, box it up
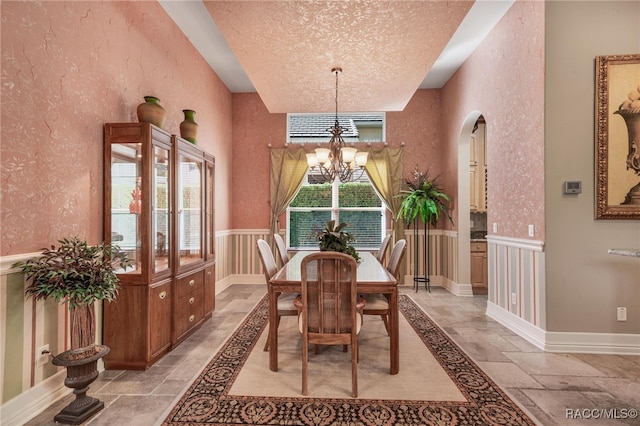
[207,271,211,276]
[159,291,167,300]
[189,296,195,304]
[189,279,195,287]
[189,314,195,322]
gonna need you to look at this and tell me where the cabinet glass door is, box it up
[177,152,202,267]
[153,145,171,274]
[110,143,142,273]
[205,159,214,260]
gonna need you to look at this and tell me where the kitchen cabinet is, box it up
[470,121,487,212]
[102,123,215,370]
[470,241,487,288]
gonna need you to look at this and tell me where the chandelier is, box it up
[305,67,368,183]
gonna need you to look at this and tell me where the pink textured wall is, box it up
[440,0,545,240]
[1,1,233,255]
[230,90,451,230]
[388,89,454,230]
[231,93,286,229]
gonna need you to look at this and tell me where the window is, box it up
[286,112,386,249]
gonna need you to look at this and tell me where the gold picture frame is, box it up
[595,54,640,220]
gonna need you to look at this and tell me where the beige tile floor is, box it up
[24,284,640,426]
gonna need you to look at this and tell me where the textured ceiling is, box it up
[204,1,474,113]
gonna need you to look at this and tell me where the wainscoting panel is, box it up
[404,229,457,283]
[0,254,69,424]
[487,236,545,329]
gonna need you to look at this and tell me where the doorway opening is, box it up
[456,111,484,297]
[469,116,487,295]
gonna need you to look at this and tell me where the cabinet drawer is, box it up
[175,297,204,337]
[471,241,487,253]
[177,291,204,316]
[175,271,203,299]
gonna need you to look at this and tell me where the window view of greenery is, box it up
[287,112,386,249]
[288,175,383,249]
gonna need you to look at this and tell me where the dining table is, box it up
[268,250,400,374]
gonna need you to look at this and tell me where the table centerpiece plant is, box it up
[313,220,361,263]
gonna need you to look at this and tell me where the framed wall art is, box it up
[595,53,640,220]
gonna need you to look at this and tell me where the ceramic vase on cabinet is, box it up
[137,96,167,129]
[180,109,198,144]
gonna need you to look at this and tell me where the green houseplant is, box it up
[313,220,361,263]
[397,167,454,291]
[397,167,454,228]
[12,236,133,424]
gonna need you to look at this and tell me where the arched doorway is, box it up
[456,111,484,296]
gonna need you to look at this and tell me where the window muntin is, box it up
[287,172,384,249]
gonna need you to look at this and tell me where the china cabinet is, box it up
[102,123,215,370]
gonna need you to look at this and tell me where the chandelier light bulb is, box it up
[306,153,318,168]
[341,147,357,164]
[355,151,369,167]
[315,148,330,164]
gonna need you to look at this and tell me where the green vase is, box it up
[180,109,198,144]
[136,96,167,129]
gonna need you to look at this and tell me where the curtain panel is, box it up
[269,148,308,246]
[364,147,405,244]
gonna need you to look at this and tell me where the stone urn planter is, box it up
[52,344,110,424]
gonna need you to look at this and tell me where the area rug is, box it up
[229,297,465,401]
[161,294,536,425]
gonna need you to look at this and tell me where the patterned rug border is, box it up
[161,294,535,425]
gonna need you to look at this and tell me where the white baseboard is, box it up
[2,370,69,426]
[439,276,474,297]
[215,274,266,294]
[486,301,640,355]
[544,331,640,354]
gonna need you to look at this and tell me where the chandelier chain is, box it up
[306,67,368,183]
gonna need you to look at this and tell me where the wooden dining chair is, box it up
[256,239,298,351]
[299,251,362,397]
[362,239,406,335]
[375,234,392,265]
[273,233,289,267]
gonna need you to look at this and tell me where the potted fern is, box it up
[397,167,454,227]
[12,236,133,424]
[313,220,361,263]
[397,167,454,291]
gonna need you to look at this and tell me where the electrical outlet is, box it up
[528,224,534,237]
[617,307,627,321]
[492,223,498,233]
[470,220,474,228]
[511,292,517,305]
[35,344,50,365]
